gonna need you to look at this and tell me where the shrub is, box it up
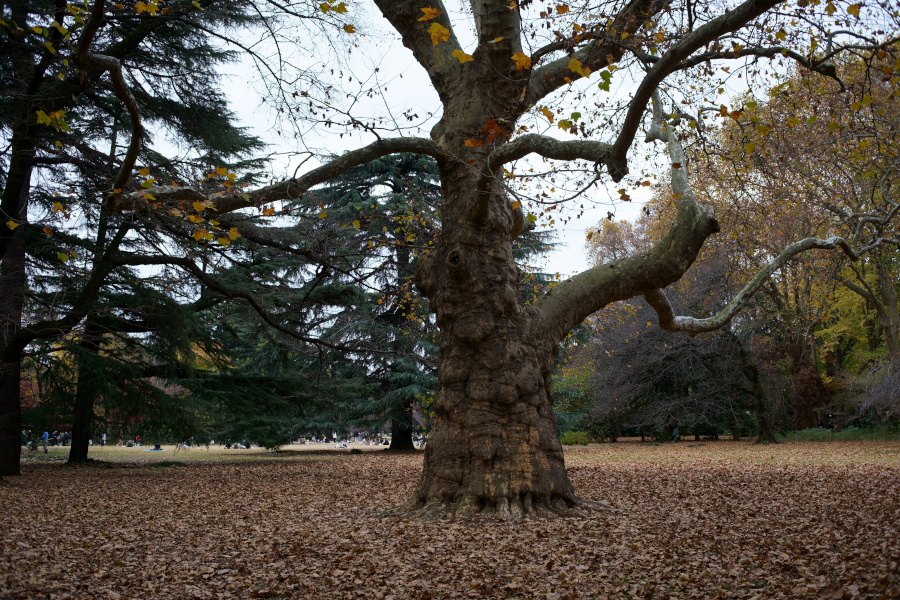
[781,426,900,442]
[560,431,590,445]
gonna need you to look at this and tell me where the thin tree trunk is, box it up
[875,255,900,359]
[68,320,104,463]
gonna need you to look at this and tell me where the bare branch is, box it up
[607,0,782,177]
[106,136,443,214]
[645,236,859,336]
[525,0,666,105]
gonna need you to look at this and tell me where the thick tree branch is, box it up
[644,236,859,336]
[487,134,615,174]
[532,95,718,342]
[106,136,443,214]
[607,0,782,177]
[372,0,463,101]
[525,0,666,105]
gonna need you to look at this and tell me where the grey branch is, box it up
[608,0,782,178]
[106,137,443,214]
[645,236,859,336]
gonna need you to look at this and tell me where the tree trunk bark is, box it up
[387,409,415,452]
[67,320,104,463]
[385,160,596,520]
[875,255,900,359]
[0,212,27,477]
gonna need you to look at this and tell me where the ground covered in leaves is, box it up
[2,441,899,600]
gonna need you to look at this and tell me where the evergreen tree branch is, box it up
[108,255,395,354]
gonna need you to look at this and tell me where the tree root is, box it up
[380,493,613,521]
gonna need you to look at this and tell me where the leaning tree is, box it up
[106,0,896,518]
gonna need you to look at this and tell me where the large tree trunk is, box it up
[389,159,593,520]
[0,185,29,477]
[68,320,104,463]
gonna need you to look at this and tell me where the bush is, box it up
[560,431,590,445]
[781,426,900,442]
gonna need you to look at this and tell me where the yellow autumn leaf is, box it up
[139,167,150,177]
[263,206,275,216]
[45,41,56,54]
[215,166,228,176]
[744,142,756,154]
[568,58,591,77]
[193,201,206,212]
[318,211,327,219]
[332,2,348,13]
[218,237,230,246]
[189,215,203,223]
[57,252,69,263]
[540,106,554,123]
[193,230,205,241]
[511,52,531,70]
[228,227,241,239]
[428,22,449,45]
[510,201,521,209]
[452,50,474,63]
[418,6,441,20]
[43,226,53,236]
[135,1,147,13]
[6,221,18,230]
[847,3,860,17]
[464,138,483,147]
[556,3,569,14]
[343,24,355,33]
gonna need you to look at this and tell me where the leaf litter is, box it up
[1,441,898,599]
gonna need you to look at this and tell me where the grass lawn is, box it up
[2,440,898,599]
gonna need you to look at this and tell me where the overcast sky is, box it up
[208,3,726,278]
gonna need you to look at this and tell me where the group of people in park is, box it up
[21,430,71,452]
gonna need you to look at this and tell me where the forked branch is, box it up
[644,236,859,336]
[532,94,718,342]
